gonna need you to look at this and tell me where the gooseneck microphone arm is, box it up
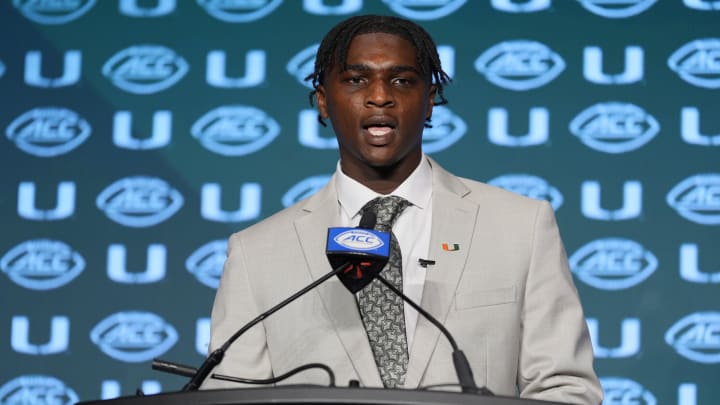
[175,260,354,391]
[373,274,492,395]
[156,211,382,392]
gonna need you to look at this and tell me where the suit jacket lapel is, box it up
[404,159,478,389]
[293,177,383,387]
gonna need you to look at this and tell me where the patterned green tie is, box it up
[357,196,412,388]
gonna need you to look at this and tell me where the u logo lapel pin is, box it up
[442,243,460,251]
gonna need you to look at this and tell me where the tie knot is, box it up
[360,196,412,231]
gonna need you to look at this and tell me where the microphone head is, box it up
[326,226,389,293]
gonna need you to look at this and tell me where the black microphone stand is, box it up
[374,275,493,395]
[154,260,353,392]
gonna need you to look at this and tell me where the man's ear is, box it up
[316,84,329,119]
[426,84,437,121]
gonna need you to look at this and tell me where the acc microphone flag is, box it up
[326,227,390,293]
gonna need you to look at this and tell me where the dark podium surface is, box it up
[77,386,572,405]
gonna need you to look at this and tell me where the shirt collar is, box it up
[335,155,433,220]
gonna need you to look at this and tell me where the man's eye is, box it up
[346,76,364,85]
[393,77,413,86]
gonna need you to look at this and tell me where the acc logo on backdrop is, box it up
[102,45,188,94]
[0,375,78,405]
[684,0,720,10]
[488,174,563,211]
[599,377,657,405]
[192,105,280,156]
[569,102,659,153]
[382,0,467,20]
[197,0,283,22]
[96,176,184,227]
[665,312,720,363]
[13,0,96,24]
[1,239,85,291]
[287,44,319,89]
[282,175,331,208]
[422,106,466,153]
[186,240,227,289]
[119,0,177,17]
[668,38,720,89]
[474,40,565,91]
[666,174,720,225]
[577,0,657,18]
[570,238,657,290]
[6,107,91,157]
[490,0,551,12]
[303,0,362,14]
[91,311,178,363]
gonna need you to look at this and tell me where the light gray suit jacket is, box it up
[202,158,602,405]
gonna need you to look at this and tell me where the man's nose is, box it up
[365,80,394,108]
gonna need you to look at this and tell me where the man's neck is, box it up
[341,156,422,195]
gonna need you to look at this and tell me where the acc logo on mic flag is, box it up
[90,311,178,363]
[334,230,385,251]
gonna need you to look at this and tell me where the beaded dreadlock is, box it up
[305,14,451,127]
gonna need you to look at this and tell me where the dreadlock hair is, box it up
[305,14,451,127]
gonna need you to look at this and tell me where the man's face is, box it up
[317,32,436,180]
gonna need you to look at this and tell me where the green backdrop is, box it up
[1,1,718,404]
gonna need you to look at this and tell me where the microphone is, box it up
[336,226,493,395]
[326,211,390,293]
[153,211,385,391]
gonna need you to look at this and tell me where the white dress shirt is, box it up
[334,156,433,350]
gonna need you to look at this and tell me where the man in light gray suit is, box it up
[202,14,602,405]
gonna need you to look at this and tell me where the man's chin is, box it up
[362,154,402,170]
[363,154,421,174]
[365,158,396,168]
